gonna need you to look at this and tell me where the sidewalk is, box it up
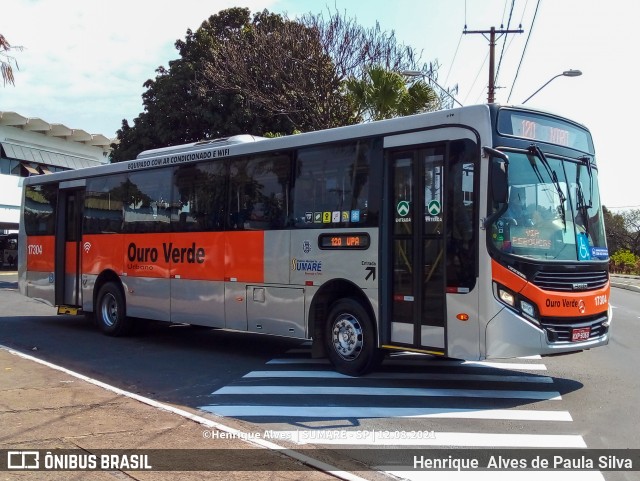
[0,346,366,480]
[610,273,640,293]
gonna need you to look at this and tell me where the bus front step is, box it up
[57,306,81,315]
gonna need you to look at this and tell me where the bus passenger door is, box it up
[55,188,84,310]
[387,147,446,355]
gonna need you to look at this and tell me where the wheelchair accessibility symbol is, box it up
[577,233,591,261]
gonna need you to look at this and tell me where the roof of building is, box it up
[0,111,113,151]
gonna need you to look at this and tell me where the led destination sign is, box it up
[498,110,594,152]
[318,233,370,250]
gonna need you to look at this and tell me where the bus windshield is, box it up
[489,149,608,261]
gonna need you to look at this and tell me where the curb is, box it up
[611,282,640,294]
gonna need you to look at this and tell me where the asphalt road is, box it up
[1,272,638,481]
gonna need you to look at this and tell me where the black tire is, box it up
[325,298,383,376]
[96,282,132,336]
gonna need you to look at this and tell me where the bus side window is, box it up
[446,139,477,290]
[293,141,371,227]
[123,170,172,234]
[172,162,226,232]
[228,154,290,231]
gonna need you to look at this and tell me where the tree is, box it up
[197,9,352,132]
[604,207,640,256]
[112,8,347,161]
[1,33,21,86]
[344,65,439,121]
[610,249,638,274]
[300,9,457,109]
[111,7,446,161]
[300,9,429,81]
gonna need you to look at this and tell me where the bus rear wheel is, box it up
[96,282,132,337]
[325,298,382,376]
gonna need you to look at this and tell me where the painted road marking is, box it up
[201,405,572,421]
[243,370,554,383]
[211,385,561,400]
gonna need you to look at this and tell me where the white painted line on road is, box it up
[254,430,587,448]
[212,385,561,400]
[243,370,554,383]
[266,358,548,371]
[384,470,605,481]
[201,405,572,421]
[0,345,369,481]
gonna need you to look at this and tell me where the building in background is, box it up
[0,111,112,232]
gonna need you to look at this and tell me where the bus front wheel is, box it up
[325,298,382,376]
[96,282,131,337]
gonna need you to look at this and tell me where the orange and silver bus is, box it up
[18,104,611,375]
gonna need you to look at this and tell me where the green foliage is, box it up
[111,8,320,161]
[110,7,444,162]
[603,207,640,261]
[344,66,439,121]
[610,249,639,274]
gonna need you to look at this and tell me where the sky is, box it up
[2,0,638,211]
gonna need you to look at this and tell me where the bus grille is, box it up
[541,312,609,343]
[532,270,608,292]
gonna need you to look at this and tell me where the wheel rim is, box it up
[101,293,119,328]
[331,313,364,361]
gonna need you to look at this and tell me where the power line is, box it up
[507,0,541,103]
[444,33,463,86]
[495,0,517,84]
[463,51,489,105]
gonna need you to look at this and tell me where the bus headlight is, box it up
[493,282,539,326]
[520,300,535,317]
[498,288,515,306]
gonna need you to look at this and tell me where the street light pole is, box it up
[521,70,582,104]
[401,70,463,108]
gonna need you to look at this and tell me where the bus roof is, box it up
[21,104,589,187]
[136,135,267,159]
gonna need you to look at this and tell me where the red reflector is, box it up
[305,281,314,286]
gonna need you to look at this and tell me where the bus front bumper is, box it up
[485,305,611,359]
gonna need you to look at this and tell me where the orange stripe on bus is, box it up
[224,231,264,283]
[25,236,55,272]
[491,259,528,293]
[492,259,610,318]
[83,231,264,283]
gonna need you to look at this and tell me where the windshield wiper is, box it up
[575,182,591,238]
[578,155,594,207]
[575,157,593,238]
[528,145,566,228]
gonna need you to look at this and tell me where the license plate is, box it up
[571,327,591,342]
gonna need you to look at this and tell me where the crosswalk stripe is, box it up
[265,358,548,371]
[200,405,572,421]
[243,370,554,383]
[211,385,561,400]
[253,430,587,448]
[385,471,605,481]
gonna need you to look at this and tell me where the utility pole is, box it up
[463,26,523,103]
